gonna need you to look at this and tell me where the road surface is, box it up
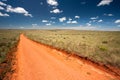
[13,34,118,80]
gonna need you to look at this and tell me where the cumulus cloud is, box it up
[104,13,113,16]
[0,12,9,16]
[46,0,63,14]
[32,24,37,26]
[86,23,91,26]
[6,6,32,17]
[47,0,58,6]
[42,20,55,25]
[67,20,70,23]
[32,24,38,27]
[69,18,72,21]
[48,21,55,24]
[90,16,99,20]
[46,23,51,26]
[0,6,4,10]
[50,9,62,14]
[67,20,78,24]
[108,14,113,16]
[42,20,48,23]
[115,19,120,24]
[0,1,32,17]
[46,0,63,15]
[97,0,113,6]
[0,1,7,6]
[88,21,92,23]
[59,17,66,22]
[67,17,78,24]
[75,16,80,19]
[98,19,103,22]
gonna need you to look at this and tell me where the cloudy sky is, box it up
[0,0,120,30]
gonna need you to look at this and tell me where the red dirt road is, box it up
[14,34,118,80]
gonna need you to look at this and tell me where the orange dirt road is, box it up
[14,34,118,80]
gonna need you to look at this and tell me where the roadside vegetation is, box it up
[0,29,120,79]
[0,30,20,79]
[25,30,120,68]
[0,30,20,63]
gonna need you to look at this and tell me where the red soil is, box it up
[12,34,119,80]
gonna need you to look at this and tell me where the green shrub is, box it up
[102,41,108,44]
[98,45,108,51]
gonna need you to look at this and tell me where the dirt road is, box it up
[14,34,118,80]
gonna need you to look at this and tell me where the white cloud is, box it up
[47,0,58,6]
[69,18,72,21]
[42,20,55,24]
[89,21,92,23]
[0,2,32,17]
[108,14,113,16]
[104,13,113,16]
[86,23,91,26]
[46,0,63,16]
[115,19,120,24]
[32,24,37,26]
[71,21,77,24]
[92,20,97,22]
[98,19,103,22]
[32,24,38,28]
[67,17,78,24]
[0,12,9,16]
[75,16,80,19]
[49,21,55,24]
[59,17,66,22]
[50,9,62,14]
[46,23,51,26]
[67,20,78,24]
[42,20,48,22]
[67,21,71,24]
[97,0,113,6]
[0,6,4,10]
[0,1,7,6]
[6,6,32,17]
[24,13,32,17]
[90,16,99,20]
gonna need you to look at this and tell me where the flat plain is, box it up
[0,29,120,80]
[25,30,120,68]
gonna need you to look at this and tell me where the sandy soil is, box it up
[13,34,118,80]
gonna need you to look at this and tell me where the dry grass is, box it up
[0,29,20,79]
[0,30,20,63]
[25,30,120,68]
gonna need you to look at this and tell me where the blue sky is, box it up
[0,0,120,30]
